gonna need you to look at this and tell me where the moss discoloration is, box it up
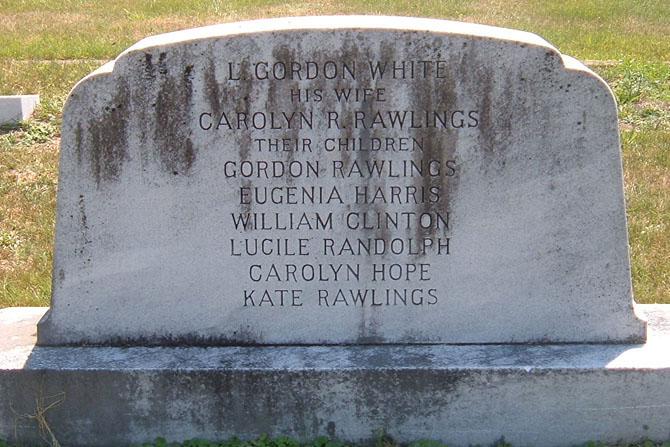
[151,52,197,176]
[77,80,130,187]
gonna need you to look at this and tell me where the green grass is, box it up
[0,115,58,307]
[593,60,670,303]
[0,0,668,60]
[620,129,670,303]
[598,60,670,128]
[0,0,668,307]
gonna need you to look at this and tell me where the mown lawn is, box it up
[0,0,668,306]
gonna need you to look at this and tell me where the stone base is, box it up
[0,95,39,124]
[2,306,670,447]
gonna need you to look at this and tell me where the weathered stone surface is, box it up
[0,94,39,124]
[38,16,644,345]
[5,306,670,447]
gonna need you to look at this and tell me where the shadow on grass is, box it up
[0,122,28,136]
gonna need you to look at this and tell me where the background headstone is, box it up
[38,16,645,345]
[0,94,39,124]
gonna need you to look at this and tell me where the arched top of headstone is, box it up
[77,16,599,90]
[123,16,554,51]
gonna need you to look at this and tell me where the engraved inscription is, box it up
[200,57,478,311]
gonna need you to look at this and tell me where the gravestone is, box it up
[0,94,39,124]
[3,17,669,447]
[37,16,645,346]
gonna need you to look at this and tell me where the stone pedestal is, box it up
[3,305,669,447]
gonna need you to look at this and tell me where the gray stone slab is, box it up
[39,16,645,345]
[0,95,39,124]
[3,305,670,447]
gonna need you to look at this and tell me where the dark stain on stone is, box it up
[347,368,463,426]
[184,64,194,81]
[540,49,561,77]
[84,80,131,187]
[78,194,91,245]
[353,38,395,244]
[326,421,336,439]
[476,67,513,176]
[408,33,459,242]
[478,69,494,155]
[356,325,384,345]
[158,52,168,75]
[143,53,155,79]
[222,57,253,165]
[205,58,221,119]
[270,42,306,185]
[152,52,197,176]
